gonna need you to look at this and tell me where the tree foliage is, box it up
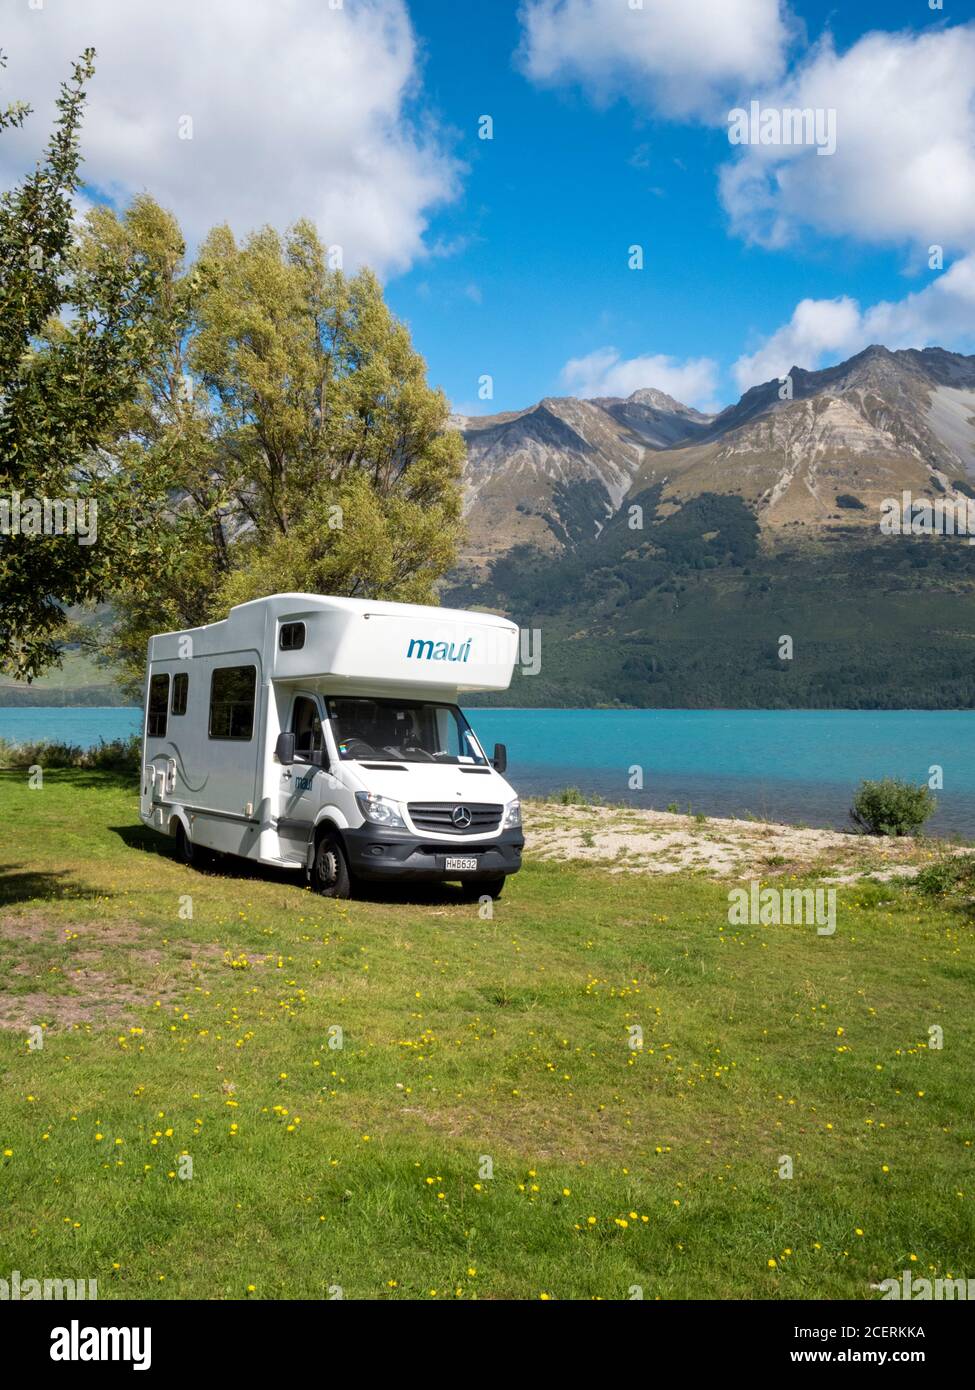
[85,204,464,691]
[0,50,158,680]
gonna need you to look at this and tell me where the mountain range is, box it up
[448,345,975,709]
[451,345,975,578]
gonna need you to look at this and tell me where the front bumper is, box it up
[342,822,524,882]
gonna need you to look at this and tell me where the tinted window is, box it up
[280,622,305,651]
[171,672,189,716]
[326,697,487,765]
[208,665,257,740]
[147,673,169,739]
[291,696,324,762]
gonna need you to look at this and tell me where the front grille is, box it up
[408,802,502,835]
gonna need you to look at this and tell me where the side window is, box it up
[280,622,305,651]
[208,665,256,740]
[147,673,170,738]
[171,672,189,716]
[291,697,323,762]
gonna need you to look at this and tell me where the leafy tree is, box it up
[0,50,158,680]
[85,205,464,691]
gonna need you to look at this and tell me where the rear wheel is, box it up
[311,830,352,899]
[174,820,214,870]
[175,820,196,865]
[460,875,505,902]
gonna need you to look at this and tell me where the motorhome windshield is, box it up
[325,697,488,765]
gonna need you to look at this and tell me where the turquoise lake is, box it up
[2,706,973,835]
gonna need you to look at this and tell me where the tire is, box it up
[174,820,214,870]
[174,820,195,865]
[460,875,505,902]
[310,830,352,898]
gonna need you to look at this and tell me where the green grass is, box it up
[1,770,973,1300]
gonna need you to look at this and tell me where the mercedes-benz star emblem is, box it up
[451,805,473,829]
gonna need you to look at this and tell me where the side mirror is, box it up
[275,731,296,766]
[492,742,507,774]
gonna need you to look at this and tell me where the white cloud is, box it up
[561,347,720,410]
[0,0,459,276]
[720,26,975,253]
[518,0,792,118]
[733,297,862,390]
[722,25,975,390]
[733,254,975,390]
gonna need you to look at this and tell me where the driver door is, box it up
[277,694,326,851]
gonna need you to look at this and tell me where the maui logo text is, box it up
[407,637,472,663]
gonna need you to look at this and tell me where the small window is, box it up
[171,672,189,716]
[280,622,305,651]
[208,665,257,740]
[147,673,170,739]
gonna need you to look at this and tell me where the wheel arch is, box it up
[306,814,348,869]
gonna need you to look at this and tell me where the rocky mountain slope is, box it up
[635,346,975,531]
[454,346,975,574]
[451,390,711,574]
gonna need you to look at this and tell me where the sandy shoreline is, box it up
[525,799,972,882]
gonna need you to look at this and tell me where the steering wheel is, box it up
[344,737,377,758]
[400,743,434,761]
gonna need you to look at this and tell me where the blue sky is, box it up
[386,0,975,413]
[3,0,974,416]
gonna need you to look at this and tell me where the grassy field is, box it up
[1,769,973,1300]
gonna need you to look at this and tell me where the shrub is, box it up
[0,735,140,774]
[913,856,975,899]
[849,777,935,836]
[553,786,588,805]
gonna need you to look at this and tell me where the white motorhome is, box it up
[139,594,524,898]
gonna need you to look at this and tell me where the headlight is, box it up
[503,798,522,828]
[355,792,406,829]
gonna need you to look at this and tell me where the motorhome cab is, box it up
[139,594,524,898]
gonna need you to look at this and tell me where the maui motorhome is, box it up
[139,594,524,898]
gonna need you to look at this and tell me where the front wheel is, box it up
[310,830,352,898]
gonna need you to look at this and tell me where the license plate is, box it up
[444,856,478,872]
